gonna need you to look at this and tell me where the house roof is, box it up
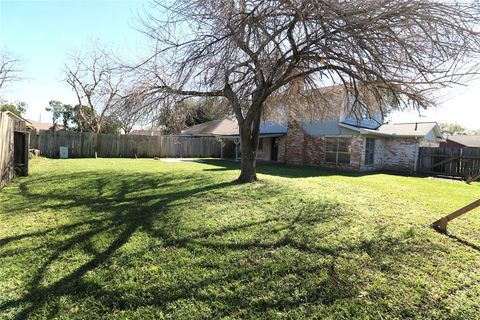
[446,135,480,147]
[4,111,31,124]
[3,112,34,131]
[27,120,58,131]
[181,119,288,138]
[129,129,162,136]
[339,121,443,139]
[181,119,238,136]
[376,122,442,137]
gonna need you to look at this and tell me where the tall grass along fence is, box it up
[0,112,15,188]
[418,147,480,181]
[30,130,222,159]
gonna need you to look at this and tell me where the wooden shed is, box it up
[0,111,31,188]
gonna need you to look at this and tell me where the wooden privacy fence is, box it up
[418,147,480,182]
[30,130,222,159]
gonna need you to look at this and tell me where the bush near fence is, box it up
[30,130,222,159]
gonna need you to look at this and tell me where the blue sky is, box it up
[1,0,479,129]
[0,0,149,122]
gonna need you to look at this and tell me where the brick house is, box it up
[269,85,443,172]
[181,85,443,172]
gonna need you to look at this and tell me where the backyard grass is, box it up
[1,158,480,319]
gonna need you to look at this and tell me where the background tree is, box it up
[139,0,480,182]
[440,123,468,136]
[0,51,21,91]
[65,43,124,133]
[157,97,231,134]
[440,122,480,136]
[99,115,122,134]
[185,97,232,127]
[1,101,27,116]
[45,100,75,129]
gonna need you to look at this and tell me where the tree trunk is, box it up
[238,133,257,183]
[237,112,261,183]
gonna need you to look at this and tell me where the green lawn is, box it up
[1,158,480,319]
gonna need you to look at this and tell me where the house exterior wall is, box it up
[284,119,364,170]
[381,137,419,172]
[284,119,306,165]
[283,120,422,173]
[357,136,420,172]
[302,119,359,136]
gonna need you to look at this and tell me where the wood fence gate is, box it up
[418,147,480,183]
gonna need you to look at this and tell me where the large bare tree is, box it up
[138,0,480,182]
[65,44,124,133]
[0,51,21,91]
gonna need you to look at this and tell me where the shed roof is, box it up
[446,135,480,147]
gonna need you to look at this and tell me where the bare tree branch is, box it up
[65,42,125,133]
[0,51,21,91]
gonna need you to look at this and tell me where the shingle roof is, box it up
[447,135,480,147]
[376,122,440,137]
[339,121,443,138]
[27,120,56,131]
[129,129,162,136]
[181,119,288,138]
[181,119,238,136]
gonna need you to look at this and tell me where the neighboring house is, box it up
[129,129,162,136]
[440,135,480,148]
[27,120,61,131]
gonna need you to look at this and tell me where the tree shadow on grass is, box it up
[0,169,438,318]
[199,159,397,179]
